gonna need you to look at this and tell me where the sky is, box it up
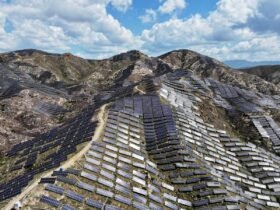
[0,0,280,61]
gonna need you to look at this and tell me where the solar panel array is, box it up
[159,73,280,209]
[164,69,210,94]
[0,63,71,100]
[39,177,56,184]
[40,195,61,207]
[228,97,263,113]
[3,68,280,209]
[35,102,70,116]
[212,94,235,110]
[108,95,241,209]
[36,100,193,209]
[272,95,280,107]
[209,79,239,99]
[0,105,97,202]
[160,82,199,116]
[94,85,135,105]
[207,78,280,115]
[257,94,279,108]
[251,115,280,154]
[140,79,158,92]
[140,96,240,209]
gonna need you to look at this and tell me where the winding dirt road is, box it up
[4,104,107,210]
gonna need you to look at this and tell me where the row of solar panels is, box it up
[0,106,98,202]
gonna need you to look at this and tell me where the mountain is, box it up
[241,65,280,87]
[0,48,279,152]
[1,49,280,209]
[0,49,173,151]
[224,59,280,68]
[159,49,279,95]
[0,49,156,89]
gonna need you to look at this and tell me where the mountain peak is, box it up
[110,50,149,62]
[9,49,52,56]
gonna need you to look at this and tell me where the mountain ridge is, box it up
[240,65,280,87]
[2,48,278,93]
[0,48,279,152]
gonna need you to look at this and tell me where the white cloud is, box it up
[159,0,186,14]
[0,0,279,62]
[208,0,259,26]
[141,0,280,61]
[110,0,132,12]
[15,19,71,51]
[0,0,139,58]
[139,9,157,23]
[139,0,186,25]
[0,11,5,34]
[246,0,280,34]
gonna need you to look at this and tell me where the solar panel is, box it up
[65,190,85,202]
[3,105,97,192]
[45,184,64,195]
[52,170,68,177]
[86,198,104,209]
[40,195,61,208]
[81,171,97,181]
[133,201,148,210]
[97,176,114,188]
[62,204,76,210]
[56,176,77,185]
[85,157,101,166]
[84,163,100,173]
[100,169,115,180]
[115,184,131,195]
[105,204,122,210]
[39,177,56,184]
[10,165,22,171]
[77,181,95,192]
[115,194,132,205]
[65,168,81,176]
[96,188,114,198]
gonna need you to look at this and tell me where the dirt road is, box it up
[135,85,146,94]
[4,104,107,210]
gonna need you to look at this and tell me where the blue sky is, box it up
[108,0,217,35]
[0,0,280,61]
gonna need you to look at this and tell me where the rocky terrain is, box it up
[159,50,280,95]
[0,49,167,152]
[0,48,280,209]
[241,65,280,87]
[0,49,279,153]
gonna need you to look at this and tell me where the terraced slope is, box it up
[0,49,280,210]
[0,68,280,210]
[0,49,279,153]
[0,50,168,152]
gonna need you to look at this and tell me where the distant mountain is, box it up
[241,65,280,87]
[224,59,280,69]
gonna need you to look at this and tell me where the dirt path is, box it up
[58,104,107,169]
[4,105,107,210]
[135,85,146,94]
